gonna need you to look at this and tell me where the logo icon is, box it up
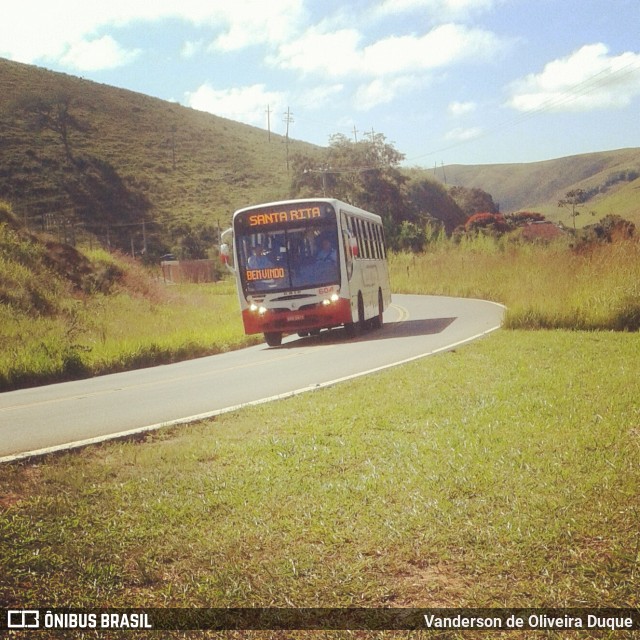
[7,610,40,629]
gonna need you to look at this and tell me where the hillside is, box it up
[0,57,321,257]
[435,148,640,226]
[2,56,638,254]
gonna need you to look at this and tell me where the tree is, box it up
[558,189,586,230]
[17,90,88,161]
[290,132,408,244]
[404,176,466,234]
[449,186,499,218]
[507,211,547,226]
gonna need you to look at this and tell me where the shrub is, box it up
[465,212,511,235]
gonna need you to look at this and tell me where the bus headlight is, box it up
[249,303,258,312]
[322,293,340,306]
[258,306,267,315]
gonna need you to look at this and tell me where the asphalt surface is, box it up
[0,294,505,462]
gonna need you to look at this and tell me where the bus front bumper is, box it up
[242,298,352,335]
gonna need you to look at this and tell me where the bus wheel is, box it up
[372,289,384,329]
[344,293,363,338]
[357,292,366,332]
[264,332,282,347]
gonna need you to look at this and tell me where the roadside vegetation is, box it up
[1,331,638,639]
[1,195,639,389]
[0,201,257,391]
[2,194,639,638]
[391,232,640,332]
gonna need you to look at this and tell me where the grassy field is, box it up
[0,273,257,390]
[390,236,640,331]
[0,216,259,391]
[1,234,639,638]
[1,330,638,638]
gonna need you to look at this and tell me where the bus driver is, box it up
[316,238,337,264]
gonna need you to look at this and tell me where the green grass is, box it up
[0,268,257,390]
[0,277,258,390]
[1,330,638,638]
[390,236,640,331]
[0,211,258,389]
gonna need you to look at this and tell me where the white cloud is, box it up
[0,0,305,69]
[59,36,141,71]
[448,100,477,116]
[271,23,504,78]
[508,43,640,112]
[375,0,500,22]
[445,126,483,141]
[355,76,419,110]
[181,40,204,59]
[297,84,345,109]
[209,0,305,51]
[268,28,363,76]
[184,83,286,127]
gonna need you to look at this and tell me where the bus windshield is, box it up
[235,203,340,294]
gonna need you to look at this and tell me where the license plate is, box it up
[287,314,304,322]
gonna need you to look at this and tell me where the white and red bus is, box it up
[221,198,391,346]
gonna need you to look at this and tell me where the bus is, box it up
[221,198,391,346]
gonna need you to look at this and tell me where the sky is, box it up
[2,0,640,166]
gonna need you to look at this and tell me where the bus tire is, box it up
[264,332,282,347]
[357,292,366,332]
[372,289,384,329]
[344,292,364,338]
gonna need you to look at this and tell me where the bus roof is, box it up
[233,198,383,224]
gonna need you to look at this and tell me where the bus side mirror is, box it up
[220,228,235,272]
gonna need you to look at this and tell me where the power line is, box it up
[405,59,640,164]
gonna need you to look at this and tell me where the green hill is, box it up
[0,57,320,257]
[436,148,640,226]
[2,55,638,252]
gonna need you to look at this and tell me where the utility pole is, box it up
[352,125,359,143]
[265,105,271,142]
[170,125,177,170]
[283,107,294,171]
[142,220,147,255]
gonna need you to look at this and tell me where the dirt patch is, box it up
[389,561,473,607]
[0,464,42,510]
[43,239,94,289]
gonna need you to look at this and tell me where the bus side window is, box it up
[371,223,380,259]
[365,221,373,259]
[341,212,355,280]
[362,220,369,259]
[361,221,368,259]
[354,218,362,260]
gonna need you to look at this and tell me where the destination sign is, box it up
[239,204,334,228]
[246,267,286,281]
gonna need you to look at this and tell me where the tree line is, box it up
[289,132,498,252]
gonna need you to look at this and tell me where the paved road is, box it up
[0,294,504,462]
